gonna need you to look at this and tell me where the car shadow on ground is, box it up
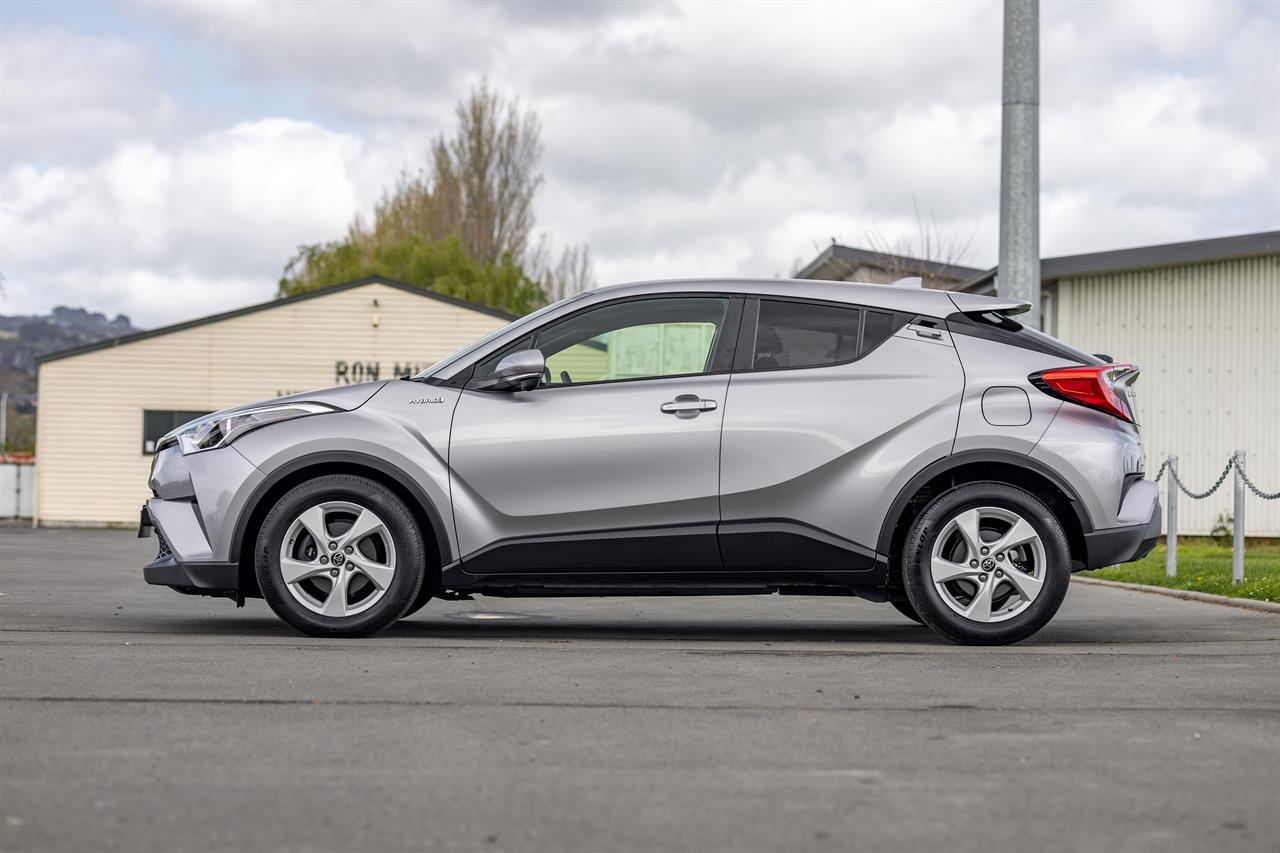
[117,606,1274,646]
[113,609,1227,646]
[392,615,947,645]
[119,610,949,644]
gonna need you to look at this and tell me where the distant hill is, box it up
[0,307,140,451]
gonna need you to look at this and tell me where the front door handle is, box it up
[660,394,718,419]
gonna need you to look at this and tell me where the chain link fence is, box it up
[1156,451,1278,582]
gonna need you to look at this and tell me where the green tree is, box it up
[282,80,594,312]
[279,235,546,317]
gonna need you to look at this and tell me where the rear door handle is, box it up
[660,394,718,418]
[901,322,951,345]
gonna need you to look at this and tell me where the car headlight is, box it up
[159,402,338,455]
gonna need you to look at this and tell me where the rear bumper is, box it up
[1080,494,1162,571]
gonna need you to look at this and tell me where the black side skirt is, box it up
[443,521,889,599]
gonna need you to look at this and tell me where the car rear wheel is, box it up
[902,481,1070,645]
[255,474,425,637]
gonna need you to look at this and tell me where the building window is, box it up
[143,410,210,455]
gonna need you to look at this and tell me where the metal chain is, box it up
[1155,454,1279,500]
[1167,457,1236,500]
[1237,457,1280,500]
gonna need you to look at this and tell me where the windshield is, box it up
[415,291,595,380]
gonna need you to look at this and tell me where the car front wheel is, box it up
[889,598,924,624]
[902,482,1071,645]
[255,474,425,637]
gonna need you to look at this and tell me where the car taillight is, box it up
[1029,363,1139,423]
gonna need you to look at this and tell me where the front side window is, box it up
[536,297,729,386]
[479,297,730,387]
[753,299,862,370]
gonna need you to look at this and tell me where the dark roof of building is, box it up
[36,277,518,365]
[956,230,1280,294]
[795,243,984,283]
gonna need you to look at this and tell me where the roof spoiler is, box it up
[947,291,1032,316]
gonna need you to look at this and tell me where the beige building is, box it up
[800,231,1280,536]
[35,278,511,526]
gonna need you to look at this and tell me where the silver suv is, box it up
[140,278,1160,644]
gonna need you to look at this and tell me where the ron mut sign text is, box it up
[334,361,429,384]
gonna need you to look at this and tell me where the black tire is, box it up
[255,474,425,637]
[889,598,924,624]
[400,582,434,619]
[902,481,1071,645]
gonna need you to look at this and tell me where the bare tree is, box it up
[528,237,596,301]
[351,80,544,266]
[442,81,543,265]
[284,80,596,310]
[547,243,595,301]
[862,195,976,286]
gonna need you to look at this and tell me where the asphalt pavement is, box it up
[2,524,1278,853]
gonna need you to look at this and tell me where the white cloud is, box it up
[0,24,182,168]
[0,0,1277,327]
[1,118,406,326]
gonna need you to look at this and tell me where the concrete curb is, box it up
[1073,576,1280,614]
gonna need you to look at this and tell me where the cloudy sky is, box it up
[1,0,1277,328]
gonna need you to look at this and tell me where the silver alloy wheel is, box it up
[929,505,1046,623]
[279,500,397,618]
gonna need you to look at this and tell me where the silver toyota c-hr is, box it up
[140,277,1160,644]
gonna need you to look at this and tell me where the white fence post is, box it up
[1165,455,1177,578]
[1232,450,1245,584]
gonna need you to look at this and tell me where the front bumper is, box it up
[1079,479,1162,570]
[143,557,239,593]
[139,503,239,596]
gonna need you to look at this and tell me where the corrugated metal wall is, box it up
[0,463,35,518]
[36,282,508,525]
[1055,254,1280,536]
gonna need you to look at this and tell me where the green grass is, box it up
[1083,538,1280,603]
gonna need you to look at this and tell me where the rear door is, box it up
[718,297,964,572]
[448,294,741,574]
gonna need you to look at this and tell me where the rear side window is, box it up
[752,300,861,370]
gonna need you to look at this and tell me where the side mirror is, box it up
[491,349,545,392]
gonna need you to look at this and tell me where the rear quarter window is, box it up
[861,310,898,353]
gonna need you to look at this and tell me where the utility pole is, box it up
[998,0,1041,328]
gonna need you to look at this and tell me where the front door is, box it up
[449,295,739,574]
